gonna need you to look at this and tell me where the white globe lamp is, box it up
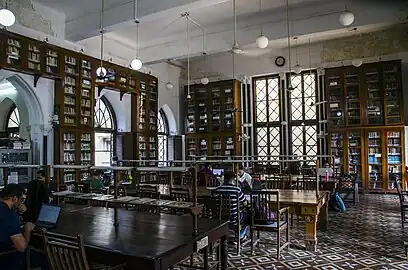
[166,82,174,90]
[352,58,363,67]
[201,77,209,85]
[130,58,142,70]
[293,64,302,75]
[256,35,269,49]
[339,11,354,27]
[0,9,15,27]
[96,67,107,78]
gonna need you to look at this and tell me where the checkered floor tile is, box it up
[173,194,408,269]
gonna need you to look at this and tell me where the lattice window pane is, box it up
[255,80,267,102]
[257,127,268,159]
[7,107,19,128]
[292,126,303,156]
[256,101,267,122]
[267,78,279,101]
[94,99,113,129]
[268,100,279,121]
[304,74,316,97]
[304,97,316,120]
[158,135,167,165]
[291,99,303,121]
[305,126,317,164]
[268,127,280,164]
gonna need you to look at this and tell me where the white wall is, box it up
[0,70,54,165]
[146,62,182,135]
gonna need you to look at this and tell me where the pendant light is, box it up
[201,53,209,85]
[293,36,302,74]
[255,0,268,49]
[130,0,142,70]
[96,0,107,78]
[0,1,15,27]
[339,2,354,26]
[285,0,294,91]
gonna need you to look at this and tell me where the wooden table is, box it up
[33,205,229,270]
[262,189,330,252]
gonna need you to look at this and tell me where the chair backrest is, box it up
[395,179,405,203]
[197,172,207,187]
[136,184,160,199]
[108,185,127,197]
[206,176,219,188]
[42,229,89,270]
[250,190,280,224]
[216,193,239,224]
[170,187,191,202]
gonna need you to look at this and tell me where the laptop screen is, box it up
[212,169,224,176]
[37,204,61,224]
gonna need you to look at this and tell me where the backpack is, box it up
[330,191,346,212]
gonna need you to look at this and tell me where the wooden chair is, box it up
[215,192,249,255]
[395,179,408,227]
[42,229,125,270]
[136,184,160,199]
[107,185,127,197]
[170,187,191,202]
[250,190,290,259]
[339,172,359,205]
[207,175,220,188]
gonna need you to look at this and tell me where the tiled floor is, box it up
[175,194,408,269]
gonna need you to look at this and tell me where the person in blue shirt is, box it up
[0,183,35,269]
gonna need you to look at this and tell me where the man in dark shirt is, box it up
[200,164,214,176]
[214,171,249,239]
[0,183,35,270]
[24,169,50,222]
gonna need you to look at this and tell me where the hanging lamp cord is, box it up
[99,0,104,74]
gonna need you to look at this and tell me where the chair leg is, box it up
[401,210,405,228]
[237,231,241,256]
[277,231,281,260]
[250,227,254,255]
[190,254,194,266]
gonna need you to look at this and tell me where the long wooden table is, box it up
[155,186,329,252]
[33,205,229,270]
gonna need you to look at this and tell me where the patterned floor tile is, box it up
[174,194,408,269]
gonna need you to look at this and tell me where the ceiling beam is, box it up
[65,0,230,42]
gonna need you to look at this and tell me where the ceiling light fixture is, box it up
[130,0,142,70]
[352,58,363,67]
[256,0,268,49]
[166,82,174,89]
[0,1,15,27]
[339,3,354,27]
[97,0,107,78]
[293,36,302,74]
[201,77,209,85]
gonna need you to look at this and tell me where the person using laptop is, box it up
[24,169,51,223]
[0,184,36,269]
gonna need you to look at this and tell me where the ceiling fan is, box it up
[229,0,270,58]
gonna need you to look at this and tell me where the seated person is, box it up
[0,184,49,270]
[238,166,253,192]
[86,170,103,192]
[200,164,214,176]
[214,171,249,239]
[24,169,50,223]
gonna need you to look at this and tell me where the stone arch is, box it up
[160,104,177,135]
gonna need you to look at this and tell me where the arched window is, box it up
[94,97,116,166]
[6,104,20,138]
[158,109,169,166]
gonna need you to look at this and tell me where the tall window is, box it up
[94,97,116,166]
[158,109,169,166]
[254,75,281,164]
[288,71,318,164]
[6,104,20,138]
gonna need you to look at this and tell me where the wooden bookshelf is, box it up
[184,80,242,168]
[0,30,158,188]
[327,61,405,193]
[326,60,403,128]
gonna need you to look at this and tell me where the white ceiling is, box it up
[33,0,408,65]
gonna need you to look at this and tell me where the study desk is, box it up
[33,205,229,270]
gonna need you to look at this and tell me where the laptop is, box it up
[212,169,224,176]
[35,204,62,230]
